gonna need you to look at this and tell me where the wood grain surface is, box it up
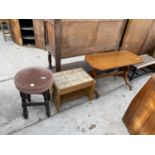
[85,50,143,71]
[123,75,155,134]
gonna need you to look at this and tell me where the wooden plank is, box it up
[45,20,56,55]
[33,19,45,49]
[140,20,155,54]
[61,19,126,58]
[120,19,154,54]
[55,19,62,71]
[9,19,23,45]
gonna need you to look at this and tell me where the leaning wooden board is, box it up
[121,19,155,55]
[60,19,127,58]
[9,19,23,45]
[33,19,45,49]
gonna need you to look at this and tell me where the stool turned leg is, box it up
[20,92,28,119]
[27,94,31,102]
[43,90,51,117]
[48,52,52,69]
[47,90,51,101]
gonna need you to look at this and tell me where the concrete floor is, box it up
[0,32,152,135]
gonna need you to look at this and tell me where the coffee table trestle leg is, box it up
[123,67,132,90]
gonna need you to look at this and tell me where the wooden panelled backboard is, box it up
[121,19,155,55]
[60,19,127,58]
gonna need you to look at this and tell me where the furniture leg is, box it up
[43,90,51,117]
[90,82,95,100]
[48,52,52,69]
[89,70,97,78]
[123,67,132,90]
[20,92,28,119]
[54,91,61,112]
[55,58,61,72]
[129,67,137,81]
[85,84,95,101]
[27,94,31,102]
[88,70,100,98]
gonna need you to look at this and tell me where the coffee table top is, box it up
[85,50,143,71]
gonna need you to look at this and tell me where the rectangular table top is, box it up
[85,50,143,71]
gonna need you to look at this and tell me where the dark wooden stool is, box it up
[14,67,53,119]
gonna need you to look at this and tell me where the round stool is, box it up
[14,67,53,119]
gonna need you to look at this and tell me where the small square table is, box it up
[53,68,96,112]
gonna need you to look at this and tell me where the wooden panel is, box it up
[139,112,155,134]
[60,19,126,58]
[141,20,155,54]
[33,19,45,49]
[9,19,23,45]
[45,19,56,56]
[123,75,155,134]
[121,19,154,54]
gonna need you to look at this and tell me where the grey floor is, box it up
[0,32,152,135]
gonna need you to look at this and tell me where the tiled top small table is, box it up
[53,68,96,112]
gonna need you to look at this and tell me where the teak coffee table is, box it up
[85,50,143,93]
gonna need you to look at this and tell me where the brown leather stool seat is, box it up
[15,67,53,94]
[14,67,53,119]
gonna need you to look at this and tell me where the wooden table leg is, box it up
[122,67,132,90]
[89,70,97,78]
[54,90,61,112]
[85,81,96,101]
[88,70,100,98]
